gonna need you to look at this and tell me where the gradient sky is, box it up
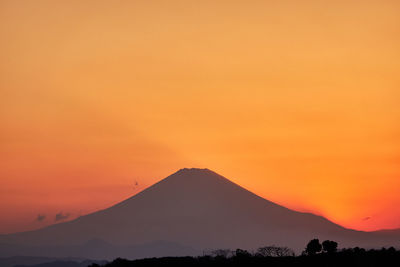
[1,0,399,234]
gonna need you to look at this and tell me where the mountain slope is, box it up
[0,168,399,259]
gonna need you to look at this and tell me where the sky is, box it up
[0,0,399,234]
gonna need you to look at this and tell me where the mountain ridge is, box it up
[0,168,371,237]
[0,168,399,259]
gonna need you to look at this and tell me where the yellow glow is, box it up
[0,0,399,233]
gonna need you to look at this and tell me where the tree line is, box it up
[90,239,400,267]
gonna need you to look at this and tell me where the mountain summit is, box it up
[0,168,399,259]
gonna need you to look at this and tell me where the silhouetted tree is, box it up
[305,239,322,255]
[388,247,397,255]
[100,244,400,267]
[322,240,338,254]
[210,249,232,258]
[256,246,295,257]
[275,246,295,257]
[234,248,252,258]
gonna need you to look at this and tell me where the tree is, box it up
[210,249,232,258]
[234,248,252,258]
[275,246,295,257]
[305,239,322,255]
[322,240,338,254]
[256,246,295,257]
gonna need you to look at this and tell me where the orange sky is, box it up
[0,0,399,234]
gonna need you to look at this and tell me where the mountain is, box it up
[0,168,399,260]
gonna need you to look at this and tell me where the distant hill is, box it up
[14,259,107,267]
[0,168,399,261]
[0,256,106,267]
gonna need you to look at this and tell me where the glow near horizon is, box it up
[0,0,399,234]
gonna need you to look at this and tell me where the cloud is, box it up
[55,212,70,222]
[36,214,46,222]
[362,216,371,221]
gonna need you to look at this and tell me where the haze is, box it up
[0,0,399,234]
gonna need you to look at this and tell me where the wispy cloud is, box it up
[55,212,70,222]
[36,214,46,222]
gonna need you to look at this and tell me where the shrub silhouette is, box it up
[256,246,295,257]
[305,238,322,255]
[234,248,252,258]
[322,240,338,254]
[210,249,232,258]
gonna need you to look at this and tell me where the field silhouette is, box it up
[90,239,400,267]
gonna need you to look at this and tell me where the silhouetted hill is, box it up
[0,168,399,260]
[0,256,84,267]
[0,256,106,267]
[0,240,197,260]
[14,259,107,267]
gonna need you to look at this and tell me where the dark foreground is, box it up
[94,248,400,267]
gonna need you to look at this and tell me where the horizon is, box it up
[2,167,399,236]
[1,0,400,236]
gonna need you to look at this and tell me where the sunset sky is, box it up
[0,0,399,234]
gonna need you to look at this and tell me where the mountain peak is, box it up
[175,168,212,174]
[166,168,227,184]
[149,168,229,192]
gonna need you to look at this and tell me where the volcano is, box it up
[0,168,398,259]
